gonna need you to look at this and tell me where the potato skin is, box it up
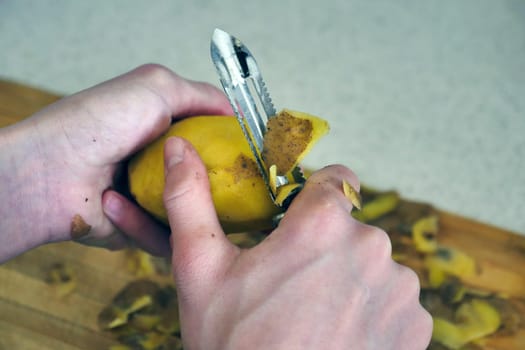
[128,116,281,233]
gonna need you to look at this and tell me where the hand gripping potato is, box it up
[128,109,329,233]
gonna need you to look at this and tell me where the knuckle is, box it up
[135,63,175,81]
[398,306,434,349]
[420,305,434,330]
[163,170,209,216]
[308,164,360,190]
[309,194,350,228]
[163,180,194,210]
[396,263,422,298]
[134,64,180,96]
[411,306,434,348]
[163,151,208,208]
[358,224,393,260]
[404,266,421,290]
[285,192,351,243]
[422,308,434,339]
[297,180,345,219]
[309,190,341,214]
[130,64,179,117]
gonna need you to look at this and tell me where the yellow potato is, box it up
[128,111,329,233]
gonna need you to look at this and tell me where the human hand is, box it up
[162,137,433,349]
[0,64,232,262]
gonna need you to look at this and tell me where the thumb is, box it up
[163,137,237,292]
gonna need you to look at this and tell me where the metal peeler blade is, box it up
[210,28,288,201]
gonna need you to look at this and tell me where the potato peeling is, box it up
[125,249,171,277]
[99,280,182,349]
[45,262,76,297]
[70,214,91,239]
[262,109,328,175]
[412,215,439,253]
[342,179,362,211]
[432,299,501,349]
[351,190,400,222]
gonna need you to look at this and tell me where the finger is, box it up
[102,189,171,256]
[275,164,361,239]
[127,64,233,116]
[116,64,234,153]
[163,137,238,291]
[60,64,234,163]
[75,229,129,251]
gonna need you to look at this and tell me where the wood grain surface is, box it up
[0,80,524,349]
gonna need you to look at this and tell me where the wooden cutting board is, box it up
[1,79,524,349]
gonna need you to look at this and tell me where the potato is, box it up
[128,110,328,233]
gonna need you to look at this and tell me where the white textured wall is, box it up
[1,0,524,234]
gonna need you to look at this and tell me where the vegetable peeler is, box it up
[210,28,290,202]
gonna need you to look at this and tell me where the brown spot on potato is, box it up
[70,214,92,239]
[229,154,260,183]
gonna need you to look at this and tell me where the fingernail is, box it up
[165,137,185,170]
[104,194,122,217]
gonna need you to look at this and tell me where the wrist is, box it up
[0,119,63,261]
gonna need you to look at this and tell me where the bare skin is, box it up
[0,64,232,262]
[0,65,433,349]
[156,137,432,350]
